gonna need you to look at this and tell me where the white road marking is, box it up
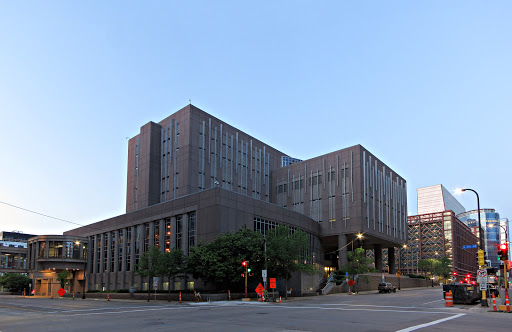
[422,299,444,305]
[60,305,209,316]
[395,313,465,332]
[316,303,417,309]
[47,305,172,314]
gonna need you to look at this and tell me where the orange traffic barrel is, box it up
[445,290,453,307]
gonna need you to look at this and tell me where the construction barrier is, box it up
[73,292,75,300]
[445,290,453,307]
[492,292,497,312]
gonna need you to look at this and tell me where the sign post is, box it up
[397,270,401,290]
[262,269,267,297]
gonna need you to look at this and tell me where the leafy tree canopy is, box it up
[0,273,31,292]
[187,226,264,290]
[338,247,375,279]
[57,270,72,288]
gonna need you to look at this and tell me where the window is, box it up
[188,212,196,253]
[126,228,132,271]
[48,241,64,258]
[154,221,160,248]
[118,230,123,272]
[176,215,183,250]
[165,218,171,252]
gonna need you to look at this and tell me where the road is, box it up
[1,287,511,331]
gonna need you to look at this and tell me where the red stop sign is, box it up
[57,288,66,297]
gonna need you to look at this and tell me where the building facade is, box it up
[0,231,36,278]
[26,235,88,297]
[62,104,407,294]
[457,209,501,269]
[403,211,480,278]
[417,184,466,216]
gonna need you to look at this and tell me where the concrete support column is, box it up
[337,235,348,269]
[374,244,383,273]
[388,247,396,274]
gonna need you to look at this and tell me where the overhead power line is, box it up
[0,200,85,228]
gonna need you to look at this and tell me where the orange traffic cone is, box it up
[228,290,231,301]
[179,291,182,304]
[445,290,453,307]
[279,296,282,303]
[506,289,510,313]
[107,293,110,301]
[492,292,497,312]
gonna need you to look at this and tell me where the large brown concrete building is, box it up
[63,104,408,295]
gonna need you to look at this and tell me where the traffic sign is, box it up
[269,278,276,289]
[255,283,264,295]
[396,270,401,278]
[57,288,66,297]
[348,279,355,287]
[477,269,487,278]
[262,270,267,278]
[462,244,477,249]
[479,282,487,291]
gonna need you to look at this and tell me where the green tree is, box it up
[136,246,163,301]
[157,248,187,302]
[0,273,31,292]
[57,270,72,289]
[433,256,451,282]
[265,225,317,298]
[187,226,264,291]
[337,247,375,292]
[418,259,435,277]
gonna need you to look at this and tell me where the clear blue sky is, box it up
[1,1,510,235]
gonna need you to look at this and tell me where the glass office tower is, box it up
[417,184,466,216]
[457,209,501,269]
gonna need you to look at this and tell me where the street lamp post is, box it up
[77,242,86,299]
[459,188,487,306]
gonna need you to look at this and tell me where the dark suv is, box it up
[378,282,396,293]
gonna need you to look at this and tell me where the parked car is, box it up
[378,282,396,293]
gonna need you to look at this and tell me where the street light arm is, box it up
[462,188,482,251]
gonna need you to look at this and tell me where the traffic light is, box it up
[477,249,485,267]
[242,261,247,267]
[240,273,245,277]
[498,244,509,261]
[452,271,457,276]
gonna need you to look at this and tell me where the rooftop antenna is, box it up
[189,99,191,105]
